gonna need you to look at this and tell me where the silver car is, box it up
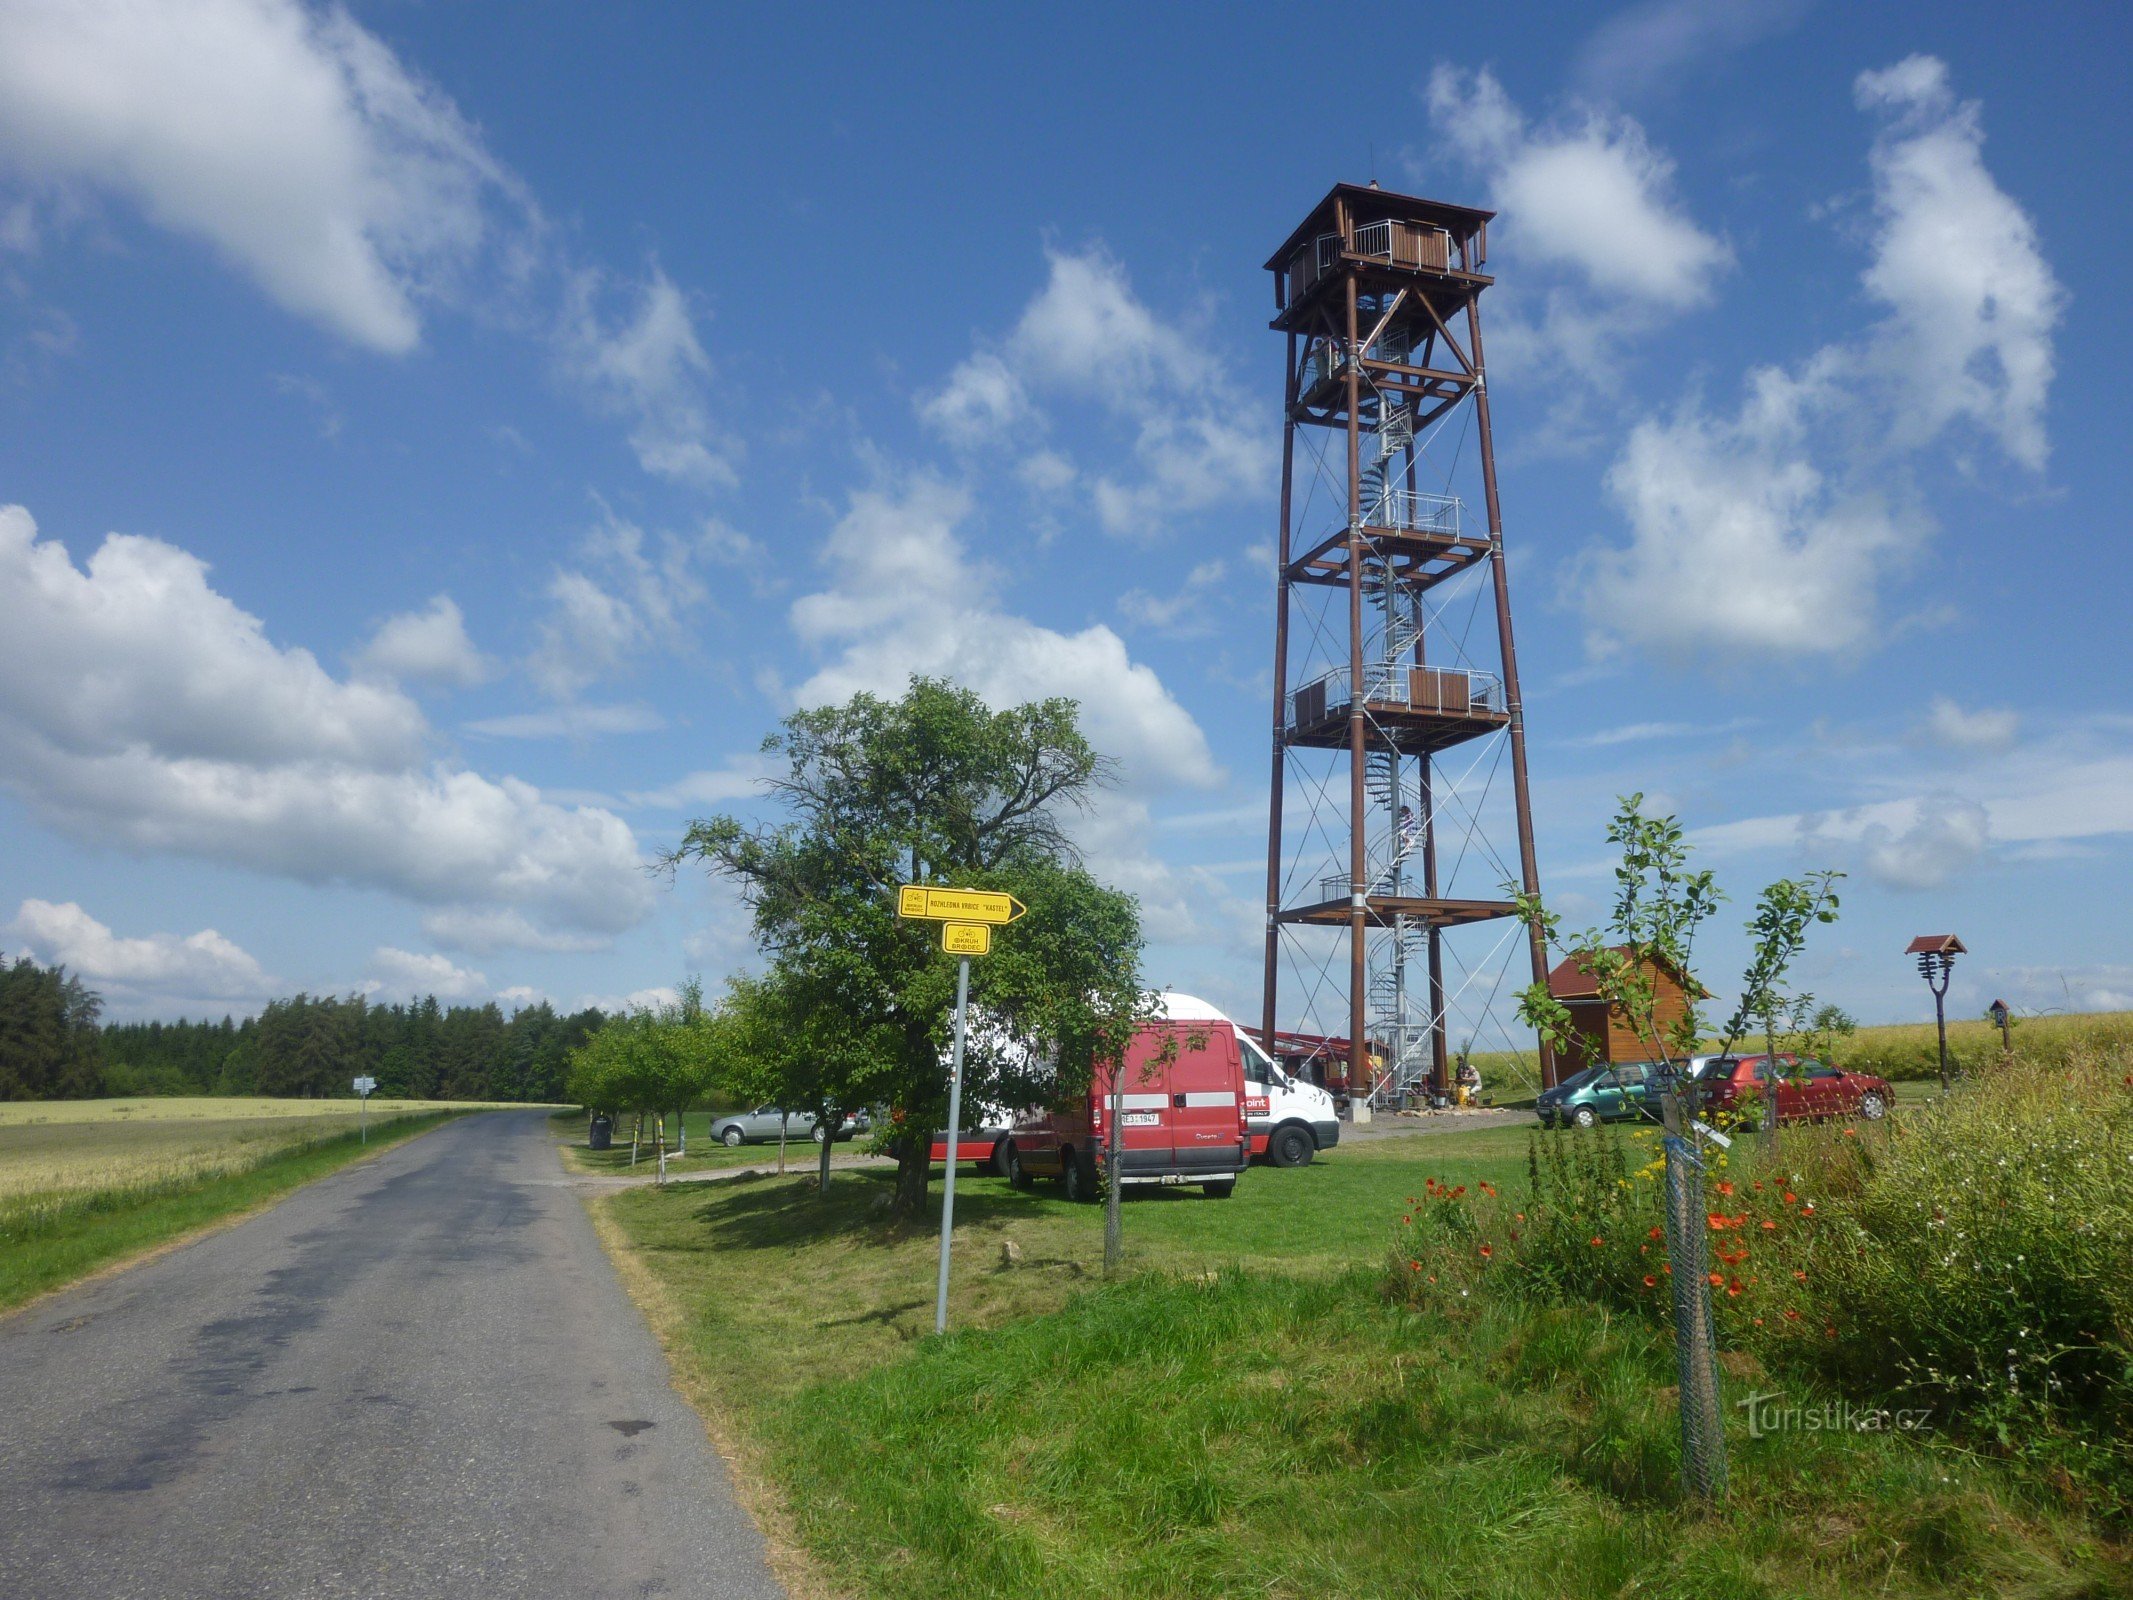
[710,1105,863,1147]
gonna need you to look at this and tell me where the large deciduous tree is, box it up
[664,678,1148,1217]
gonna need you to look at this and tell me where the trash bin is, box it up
[588,1115,613,1151]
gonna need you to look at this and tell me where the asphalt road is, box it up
[0,1110,785,1600]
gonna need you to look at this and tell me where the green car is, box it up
[1535,1061,1661,1128]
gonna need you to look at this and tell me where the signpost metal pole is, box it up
[934,954,972,1335]
[352,1075,376,1143]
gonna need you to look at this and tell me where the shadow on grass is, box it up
[681,1167,1096,1252]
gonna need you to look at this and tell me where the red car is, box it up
[1693,1053,1891,1127]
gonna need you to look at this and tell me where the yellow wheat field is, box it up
[0,1097,512,1224]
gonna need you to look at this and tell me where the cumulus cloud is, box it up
[1585,363,1923,657]
[1920,695,2018,754]
[0,0,530,353]
[0,505,654,940]
[562,266,735,489]
[919,248,1270,539]
[1854,56,2064,468]
[354,594,492,688]
[788,472,1220,793]
[525,507,736,699]
[1853,793,1991,891]
[8,898,274,1000]
[1578,59,2058,663]
[1428,66,1731,306]
[365,946,487,1003]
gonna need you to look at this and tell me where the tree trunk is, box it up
[892,1135,930,1217]
[777,1116,788,1175]
[817,1118,834,1194]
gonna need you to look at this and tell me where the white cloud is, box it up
[1583,365,1922,657]
[918,350,1028,446]
[365,946,487,1002]
[562,266,735,489]
[354,594,491,688]
[418,908,607,956]
[8,898,274,999]
[1117,559,1228,638]
[788,472,1220,793]
[1428,66,1731,306]
[0,0,529,353]
[1575,0,1810,101]
[526,507,728,699]
[1851,793,1991,891]
[1920,696,2018,754]
[1578,59,2056,663]
[919,248,1269,538]
[575,985,680,1017]
[1562,717,1755,749]
[1986,965,2133,1017]
[494,984,547,1011]
[626,757,772,811]
[0,505,654,939]
[1854,57,2064,468]
[464,702,664,740]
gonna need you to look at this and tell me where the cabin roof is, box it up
[1546,946,1711,1001]
[1264,181,1494,272]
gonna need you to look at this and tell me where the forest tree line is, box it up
[0,952,608,1102]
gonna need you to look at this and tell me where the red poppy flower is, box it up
[1715,1180,1735,1197]
[1480,1181,1497,1197]
[1782,1191,1798,1205]
[1793,1269,1806,1282]
[1707,1272,1724,1287]
[1707,1213,1729,1231]
[1801,1203,1816,1217]
[1726,1279,1743,1298]
[1784,1309,1801,1321]
[1408,1259,1421,1271]
[1589,1235,1604,1248]
[1478,1243,1493,1259]
[1760,1219,1777,1232]
[1642,1274,1658,1288]
[1649,1225,1664,1241]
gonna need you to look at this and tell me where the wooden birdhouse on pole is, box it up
[1547,947,1706,1075]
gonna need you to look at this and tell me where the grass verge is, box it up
[593,1127,2126,1598]
[0,1110,455,1313]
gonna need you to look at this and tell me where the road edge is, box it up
[579,1188,843,1600]
[0,1112,460,1323]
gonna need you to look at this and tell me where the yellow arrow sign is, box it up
[940,922,992,956]
[897,886,1027,925]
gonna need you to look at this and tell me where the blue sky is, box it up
[0,0,2126,1043]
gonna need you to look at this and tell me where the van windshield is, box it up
[1237,1029,1283,1087]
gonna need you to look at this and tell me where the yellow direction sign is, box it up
[896,886,1027,925]
[940,922,992,956]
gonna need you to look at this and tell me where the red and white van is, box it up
[930,1099,1016,1174]
[1002,992,1251,1201]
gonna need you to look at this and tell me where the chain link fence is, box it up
[1662,1131,1728,1499]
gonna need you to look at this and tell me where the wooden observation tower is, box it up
[1259,182,1557,1110]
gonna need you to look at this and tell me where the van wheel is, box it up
[984,1136,1010,1177]
[1005,1145,1034,1191]
[812,1124,829,1145]
[1062,1148,1098,1203]
[1201,1180,1236,1199]
[721,1126,744,1147]
[1570,1105,1599,1129]
[1269,1124,1315,1168]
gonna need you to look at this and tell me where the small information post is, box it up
[897,885,1025,1333]
[352,1075,377,1143]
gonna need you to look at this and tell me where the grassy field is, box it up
[595,1120,2126,1599]
[0,1096,494,1312]
[550,1107,878,1177]
[1464,1008,2133,1100]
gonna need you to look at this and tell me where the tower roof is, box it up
[1264,182,1494,273]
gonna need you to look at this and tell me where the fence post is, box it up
[1662,1132,1728,1500]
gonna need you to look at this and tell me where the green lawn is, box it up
[596,1125,2126,1599]
[550,1107,877,1177]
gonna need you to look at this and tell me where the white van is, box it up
[1156,995,1341,1167]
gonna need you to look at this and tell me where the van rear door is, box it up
[1166,1022,1245,1178]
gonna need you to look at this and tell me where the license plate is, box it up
[1122,1111,1160,1127]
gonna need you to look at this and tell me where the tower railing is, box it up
[1286,664,1504,734]
[1364,490,1462,534]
